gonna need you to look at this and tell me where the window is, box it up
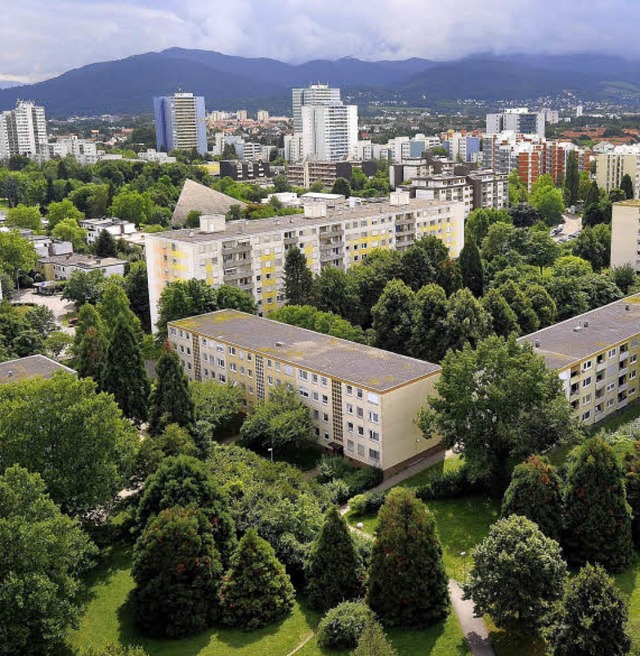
[356,388,363,399]
[607,398,615,408]
[268,375,274,385]
[631,355,638,364]
[217,344,224,352]
[347,440,354,452]
[314,427,320,436]
[228,346,236,356]
[356,407,364,418]
[187,362,192,370]
[346,385,353,396]
[582,411,591,421]
[321,377,328,387]
[180,345,185,353]
[369,449,380,461]
[248,369,253,378]
[229,363,237,372]
[347,422,354,433]
[582,360,592,371]
[267,359,272,368]
[608,348,617,358]
[369,430,380,442]
[299,388,309,398]
[275,362,281,371]
[368,411,380,423]
[219,374,226,383]
[313,392,319,401]
[582,377,592,387]
[323,413,329,422]
[313,410,320,420]
[631,370,638,380]
[358,426,364,436]
[582,394,592,404]
[357,444,365,456]
[217,358,225,367]
[323,432,330,441]
[312,374,318,383]
[607,382,616,392]
[247,353,252,361]
[322,395,329,405]
[346,403,354,414]
[284,365,294,375]
[299,370,308,380]
[240,366,245,375]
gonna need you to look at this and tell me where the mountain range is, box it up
[1,48,640,117]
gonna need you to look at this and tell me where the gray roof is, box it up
[0,355,76,385]
[38,253,125,269]
[150,197,452,244]
[170,310,439,392]
[518,295,640,370]
[172,179,246,226]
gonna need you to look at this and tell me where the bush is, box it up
[351,490,387,515]
[326,478,352,505]
[316,601,375,650]
[318,455,356,483]
[348,466,384,496]
[415,466,486,502]
[318,456,383,499]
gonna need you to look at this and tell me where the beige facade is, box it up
[596,153,640,197]
[611,200,640,271]
[147,194,465,330]
[520,295,640,426]
[168,310,441,472]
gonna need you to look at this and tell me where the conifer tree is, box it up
[621,173,634,200]
[584,180,600,209]
[563,151,579,206]
[368,488,449,628]
[98,279,140,335]
[94,229,118,258]
[75,325,108,386]
[305,506,363,611]
[371,279,415,355]
[73,302,105,351]
[136,455,236,563]
[458,239,483,297]
[353,621,399,656]
[502,455,563,540]
[148,346,195,436]
[102,316,150,425]
[563,436,633,573]
[220,528,295,629]
[132,506,223,638]
[284,247,314,306]
[545,563,631,656]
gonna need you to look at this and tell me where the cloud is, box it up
[3,0,640,82]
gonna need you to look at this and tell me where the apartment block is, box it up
[286,160,376,188]
[219,160,271,182]
[153,92,207,156]
[0,100,48,161]
[169,310,441,472]
[611,200,640,271]
[37,253,126,281]
[146,194,465,329]
[79,218,137,244]
[596,150,640,198]
[486,108,546,138]
[519,295,640,426]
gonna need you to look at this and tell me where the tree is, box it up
[585,181,600,209]
[305,507,363,611]
[156,279,218,337]
[46,199,84,232]
[508,170,528,205]
[502,455,564,540]
[466,208,511,244]
[353,621,399,656]
[525,229,560,272]
[73,302,105,350]
[312,265,359,319]
[498,279,540,334]
[409,283,449,362]
[419,336,577,490]
[215,284,257,314]
[6,204,42,231]
[621,173,634,200]
[545,564,631,656]
[397,245,437,291]
[240,385,315,453]
[610,264,637,294]
[124,261,151,332]
[526,284,557,327]
[190,379,244,444]
[563,151,579,206]
[332,177,351,198]
[62,269,105,306]
[441,288,492,355]
[51,218,88,250]
[572,224,611,272]
[0,466,97,655]
[464,515,567,633]
[458,239,483,296]
[509,203,541,228]
[0,374,138,514]
[97,278,139,332]
[317,602,376,650]
[109,190,154,226]
[368,488,449,628]
[136,456,236,562]
[270,305,365,343]
[284,247,314,306]
[272,175,291,193]
[185,209,202,228]
[610,188,626,203]
[563,436,633,573]
[26,304,56,337]
[0,230,38,279]
[132,506,223,638]
[94,229,118,258]
[102,317,150,425]
[148,346,194,436]
[44,331,72,360]
[371,279,415,354]
[76,325,108,385]
[482,287,520,338]
[531,186,565,226]
[220,528,294,628]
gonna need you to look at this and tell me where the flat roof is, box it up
[0,355,76,385]
[615,200,640,208]
[147,197,456,245]
[170,310,439,392]
[38,253,126,268]
[518,294,640,370]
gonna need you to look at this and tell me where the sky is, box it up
[2,0,639,84]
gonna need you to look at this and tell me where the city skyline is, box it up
[3,0,640,84]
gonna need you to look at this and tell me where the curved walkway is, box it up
[449,580,496,656]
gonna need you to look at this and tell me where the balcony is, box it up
[596,361,607,373]
[621,350,630,362]
[570,386,580,397]
[620,383,629,393]
[619,398,629,409]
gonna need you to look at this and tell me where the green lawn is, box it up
[68,547,321,656]
[396,454,463,489]
[589,399,640,434]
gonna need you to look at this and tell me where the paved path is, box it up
[449,580,496,656]
[12,290,76,335]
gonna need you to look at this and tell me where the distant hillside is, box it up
[1,49,639,117]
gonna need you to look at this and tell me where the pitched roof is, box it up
[172,179,246,225]
[0,355,76,385]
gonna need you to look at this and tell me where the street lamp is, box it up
[415,437,421,456]
[267,447,273,463]
[460,551,467,583]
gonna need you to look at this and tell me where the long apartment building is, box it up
[169,310,441,473]
[596,149,640,198]
[519,295,640,426]
[146,192,465,329]
[611,200,640,272]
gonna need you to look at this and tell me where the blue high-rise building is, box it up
[153,92,207,156]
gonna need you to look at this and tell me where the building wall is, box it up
[169,323,437,471]
[611,203,640,271]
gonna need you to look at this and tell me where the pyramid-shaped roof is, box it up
[172,179,246,225]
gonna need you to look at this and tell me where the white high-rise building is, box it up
[486,108,545,138]
[289,84,358,162]
[0,100,48,161]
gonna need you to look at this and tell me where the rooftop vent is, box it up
[6,370,13,378]
[188,231,194,238]
[626,304,631,311]
[534,340,541,348]
[275,341,285,348]
[573,325,582,333]
[583,320,589,328]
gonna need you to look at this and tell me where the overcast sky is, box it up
[2,0,639,83]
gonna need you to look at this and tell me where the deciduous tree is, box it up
[371,279,415,354]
